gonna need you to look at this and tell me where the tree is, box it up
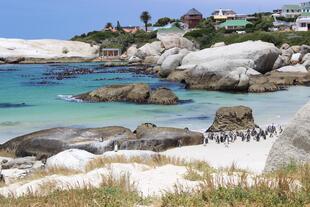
[154,17,171,27]
[140,11,152,32]
[105,22,113,29]
[116,21,122,31]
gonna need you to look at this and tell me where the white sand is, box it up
[162,138,276,173]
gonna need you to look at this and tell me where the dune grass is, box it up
[0,149,15,158]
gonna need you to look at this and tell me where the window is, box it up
[301,23,307,27]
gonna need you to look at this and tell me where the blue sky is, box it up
[0,0,301,39]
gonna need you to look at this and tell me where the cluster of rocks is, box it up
[75,83,179,105]
[0,156,43,183]
[130,39,310,93]
[0,124,204,159]
[124,35,196,67]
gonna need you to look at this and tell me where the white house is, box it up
[295,13,310,31]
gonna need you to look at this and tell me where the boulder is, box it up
[181,41,280,74]
[1,57,26,64]
[300,45,310,56]
[273,56,287,70]
[183,59,258,90]
[303,60,310,70]
[136,41,163,59]
[207,106,257,132]
[291,45,301,53]
[160,37,195,50]
[75,83,180,105]
[76,83,151,104]
[121,125,204,151]
[126,44,138,58]
[157,47,180,65]
[0,127,135,158]
[46,149,96,172]
[1,157,43,170]
[277,64,308,73]
[148,88,179,105]
[160,49,189,77]
[211,42,226,48]
[290,53,302,64]
[143,55,160,65]
[265,102,310,172]
[280,43,290,50]
[302,53,310,63]
[128,56,142,64]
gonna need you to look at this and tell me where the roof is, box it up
[282,4,301,10]
[300,12,310,17]
[157,25,185,34]
[219,19,252,27]
[185,8,203,16]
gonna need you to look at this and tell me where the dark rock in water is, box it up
[74,84,179,105]
[23,81,61,86]
[0,57,25,64]
[0,127,135,159]
[249,71,310,93]
[120,123,204,152]
[148,88,178,105]
[0,103,32,108]
[207,106,257,132]
[0,124,205,158]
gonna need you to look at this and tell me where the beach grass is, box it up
[0,149,16,158]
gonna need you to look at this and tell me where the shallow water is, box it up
[0,63,309,143]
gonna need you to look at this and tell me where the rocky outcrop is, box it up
[148,88,179,105]
[181,41,280,74]
[159,36,195,51]
[207,106,257,132]
[157,47,180,65]
[0,38,99,63]
[249,71,310,93]
[160,49,189,77]
[0,127,135,158]
[75,84,179,105]
[120,124,204,151]
[135,41,163,59]
[265,102,310,172]
[0,124,205,158]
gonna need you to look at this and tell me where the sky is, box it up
[0,0,303,40]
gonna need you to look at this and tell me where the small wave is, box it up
[57,95,83,103]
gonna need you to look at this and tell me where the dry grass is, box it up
[0,149,15,158]
[0,174,147,207]
[85,154,198,172]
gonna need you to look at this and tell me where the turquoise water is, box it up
[0,63,309,143]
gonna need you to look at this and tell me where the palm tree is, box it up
[140,11,152,32]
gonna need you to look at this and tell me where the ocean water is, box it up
[0,63,309,143]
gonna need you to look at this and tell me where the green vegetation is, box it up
[185,30,310,49]
[72,30,157,52]
[154,17,173,27]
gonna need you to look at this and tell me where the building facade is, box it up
[295,13,310,31]
[281,4,301,18]
[219,19,252,31]
[212,9,237,21]
[181,8,203,29]
[301,2,310,12]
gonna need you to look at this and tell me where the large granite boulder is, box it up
[157,47,180,65]
[159,37,195,51]
[143,55,160,65]
[276,64,308,73]
[148,88,179,105]
[182,41,280,74]
[0,127,135,158]
[120,124,204,151]
[76,83,151,104]
[135,41,163,59]
[126,44,138,58]
[75,84,179,105]
[265,102,310,172]
[249,71,310,93]
[160,49,189,77]
[207,106,257,132]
